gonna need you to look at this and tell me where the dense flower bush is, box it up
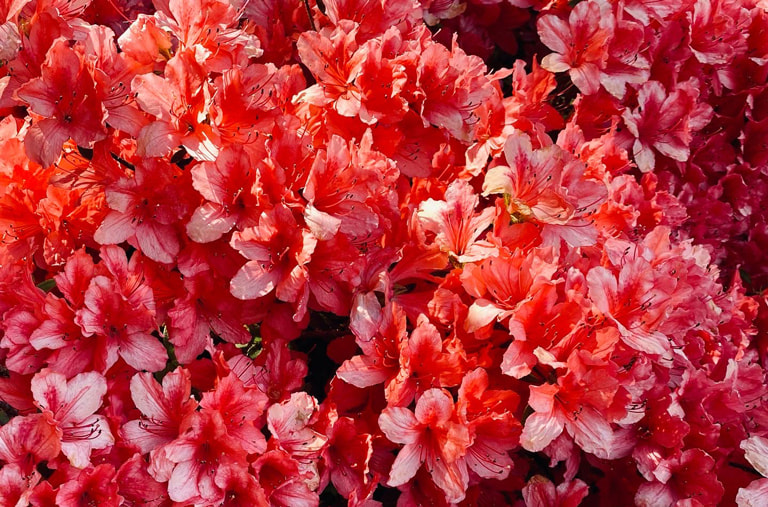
[1,0,768,505]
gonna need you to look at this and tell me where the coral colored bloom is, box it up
[538,0,615,94]
[229,205,316,312]
[379,388,471,503]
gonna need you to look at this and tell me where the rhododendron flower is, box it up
[483,132,605,247]
[121,369,197,454]
[16,39,107,167]
[230,204,316,311]
[186,145,264,244]
[520,354,630,460]
[379,388,471,503]
[0,414,60,473]
[75,274,167,372]
[267,392,327,486]
[56,464,122,507]
[31,370,114,468]
[634,449,725,506]
[418,179,494,263]
[538,0,615,94]
[457,368,521,479]
[295,21,366,117]
[200,372,269,455]
[157,410,249,504]
[95,159,194,264]
[132,49,219,161]
[586,260,671,355]
[621,80,707,172]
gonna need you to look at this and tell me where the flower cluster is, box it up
[0,0,767,505]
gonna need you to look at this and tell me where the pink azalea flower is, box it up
[538,0,615,94]
[417,180,495,263]
[379,388,471,503]
[30,369,114,468]
[120,369,197,455]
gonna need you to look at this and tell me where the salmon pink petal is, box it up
[379,408,420,445]
[387,443,423,487]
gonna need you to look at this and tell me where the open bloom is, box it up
[30,370,114,468]
[379,388,471,503]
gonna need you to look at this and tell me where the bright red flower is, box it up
[520,353,630,460]
[16,39,107,167]
[94,158,194,264]
[303,133,397,244]
[522,475,590,507]
[586,259,671,355]
[229,204,316,314]
[228,340,308,403]
[30,369,114,468]
[210,63,293,145]
[483,133,606,247]
[214,465,269,507]
[200,372,269,455]
[56,464,122,507]
[159,410,249,504]
[0,464,39,507]
[115,453,171,507]
[462,247,559,337]
[186,147,265,244]
[0,414,60,474]
[295,21,366,117]
[385,314,464,407]
[634,449,725,506]
[252,449,318,507]
[338,301,407,389]
[457,368,521,479]
[267,392,327,488]
[75,273,166,372]
[322,416,376,506]
[416,37,502,142]
[379,388,471,503]
[155,0,261,71]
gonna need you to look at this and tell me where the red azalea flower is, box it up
[56,464,122,507]
[160,410,249,504]
[417,179,495,263]
[131,49,219,161]
[457,368,521,479]
[634,449,725,506]
[186,145,265,243]
[0,414,60,474]
[16,39,107,167]
[229,204,316,314]
[115,453,171,507]
[200,372,269,455]
[94,158,194,264]
[75,274,166,372]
